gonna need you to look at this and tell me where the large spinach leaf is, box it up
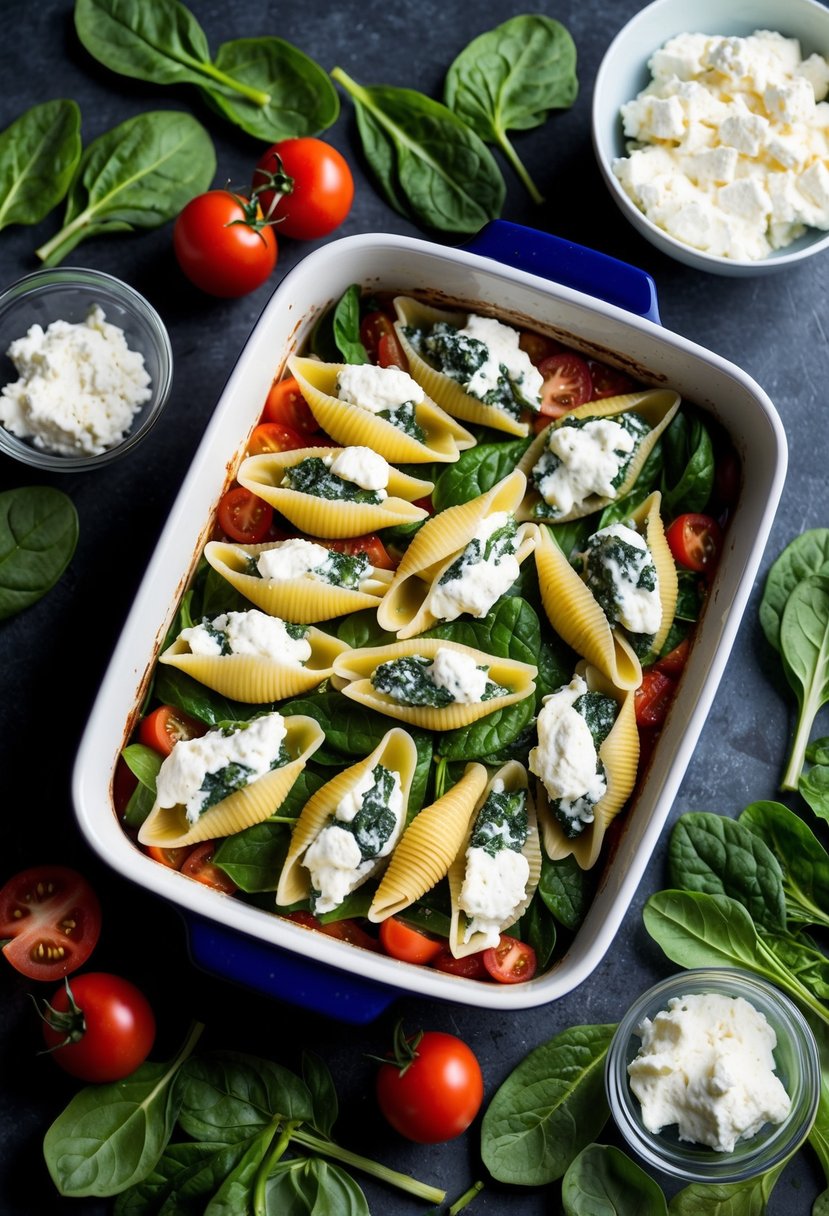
[120,742,162,829]
[0,100,81,231]
[0,486,78,621]
[424,594,539,665]
[330,68,505,234]
[331,284,369,364]
[177,1052,313,1142]
[538,850,594,931]
[113,1139,255,1214]
[445,14,577,204]
[265,1158,369,1216]
[779,573,829,790]
[35,110,216,266]
[800,762,829,824]
[440,694,535,761]
[739,800,829,930]
[759,527,829,654]
[667,1161,787,1215]
[660,410,714,516]
[432,438,531,510]
[480,1023,615,1185]
[562,1144,668,1216]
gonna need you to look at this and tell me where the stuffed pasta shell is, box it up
[204,537,394,623]
[447,761,541,957]
[287,356,475,463]
[392,297,543,437]
[333,638,537,731]
[517,389,680,523]
[158,608,350,702]
[377,470,537,638]
[237,445,432,539]
[138,712,324,849]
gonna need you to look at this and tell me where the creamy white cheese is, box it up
[459,846,530,948]
[428,647,490,703]
[0,305,152,456]
[336,363,425,413]
[254,538,334,582]
[588,523,662,635]
[458,314,543,405]
[613,30,829,259]
[154,712,287,824]
[179,610,311,664]
[537,419,635,515]
[326,446,389,497]
[628,992,792,1152]
[426,512,520,621]
[528,675,606,823]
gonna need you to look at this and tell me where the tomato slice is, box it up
[655,637,691,678]
[665,513,723,574]
[248,422,307,455]
[138,705,205,757]
[263,376,319,434]
[588,359,637,400]
[519,331,567,365]
[538,353,593,416]
[482,935,537,984]
[146,844,192,870]
[635,669,676,728]
[0,866,102,981]
[377,330,407,369]
[217,485,274,544]
[431,947,489,980]
[180,842,237,894]
[359,311,394,359]
[379,917,444,964]
[318,534,397,570]
[286,910,381,951]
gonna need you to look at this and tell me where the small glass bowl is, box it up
[0,266,173,471]
[606,968,820,1182]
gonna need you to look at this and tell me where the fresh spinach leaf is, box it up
[332,284,369,364]
[535,635,576,708]
[432,439,530,510]
[667,1160,787,1215]
[445,14,577,204]
[538,850,593,931]
[808,738,829,765]
[562,1143,668,1216]
[302,1052,338,1140]
[337,608,396,650]
[177,1052,313,1143]
[514,893,556,969]
[281,692,419,766]
[199,1129,272,1216]
[767,930,829,1000]
[153,666,254,726]
[407,732,434,820]
[759,528,829,654]
[0,100,81,231]
[265,1158,369,1216]
[779,573,829,790]
[439,695,535,761]
[547,517,596,560]
[739,800,829,930]
[330,68,505,234]
[36,110,215,266]
[114,1139,253,1214]
[0,486,78,620]
[480,1023,615,1185]
[660,410,715,516]
[800,763,829,824]
[120,743,162,828]
[424,595,539,664]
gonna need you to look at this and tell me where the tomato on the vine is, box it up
[665,513,723,574]
[248,422,307,455]
[40,973,156,1083]
[138,705,205,757]
[538,353,593,416]
[173,189,277,298]
[216,485,273,544]
[375,1023,484,1143]
[252,138,354,241]
[482,934,537,983]
[379,917,443,965]
[263,376,320,434]
[0,866,101,982]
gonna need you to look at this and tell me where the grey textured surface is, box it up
[0,0,827,1212]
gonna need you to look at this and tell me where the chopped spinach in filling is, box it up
[572,691,617,750]
[549,691,617,839]
[470,788,528,857]
[370,654,507,707]
[406,322,535,420]
[342,764,399,860]
[438,517,518,586]
[247,549,370,589]
[281,456,383,504]
[583,528,657,656]
[531,411,652,514]
[378,401,425,442]
[196,740,290,816]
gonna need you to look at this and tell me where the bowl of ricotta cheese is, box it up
[0,266,172,470]
[606,968,820,1181]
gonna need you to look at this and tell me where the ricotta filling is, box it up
[426,511,520,621]
[253,538,370,589]
[458,780,531,948]
[325,446,390,498]
[528,675,607,833]
[458,314,544,406]
[179,609,311,664]
[336,363,425,413]
[428,646,490,704]
[535,418,636,515]
[584,522,662,637]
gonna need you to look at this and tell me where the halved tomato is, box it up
[665,513,723,575]
[248,422,307,455]
[635,669,676,728]
[431,948,488,980]
[482,935,537,984]
[0,866,102,981]
[360,311,407,368]
[146,844,192,871]
[138,705,205,757]
[538,353,593,417]
[181,842,237,894]
[319,534,397,569]
[379,917,443,964]
[654,637,691,678]
[287,911,381,951]
[217,486,274,544]
[263,376,319,434]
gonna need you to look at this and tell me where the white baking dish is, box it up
[72,222,787,1021]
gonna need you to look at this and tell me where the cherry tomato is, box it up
[538,353,593,417]
[635,669,676,729]
[146,845,192,871]
[40,973,156,1083]
[112,756,138,818]
[482,934,537,984]
[286,911,381,952]
[431,946,488,980]
[519,331,566,364]
[263,376,320,434]
[654,637,691,678]
[217,486,274,544]
[252,138,354,240]
[360,311,407,368]
[379,917,443,965]
[375,1023,484,1143]
[0,866,101,982]
[318,535,397,570]
[665,513,723,574]
[173,190,278,298]
[180,842,237,894]
[248,422,307,455]
[588,359,637,399]
[138,705,205,757]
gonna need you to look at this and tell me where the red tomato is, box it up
[138,705,205,757]
[112,756,138,817]
[263,376,320,434]
[41,973,156,1083]
[286,911,380,952]
[655,637,691,677]
[635,669,676,728]
[665,513,723,574]
[431,947,488,980]
[248,422,307,455]
[318,535,397,570]
[146,845,192,871]
[538,353,593,416]
[519,332,566,364]
[359,311,407,369]
[588,360,637,400]
[482,934,537,984]
[180,842,237,894]
[252,138,354,240]
[217,485,274,544]
[0,866,101,982]
[379,917,443,965]
[173,190,278,298]
[375,1025,484,1143]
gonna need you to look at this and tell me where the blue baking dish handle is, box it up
[184,914,401,1024]
[463,220,661,325]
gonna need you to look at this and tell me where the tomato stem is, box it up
[291,1127,445,1203]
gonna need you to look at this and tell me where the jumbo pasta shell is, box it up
[636,491,679,659]
[333,637,537,730]
[377,470,537,638]
[157,622,351,703]
[204,540,394,623]
[535,665,639,870]
[287,356,475,463]
[516,389,680,523]
[392,297,533,438]
[138,716,325,849]
[447,761,542,958]
[276,727,418,909]
[237,448,433,539]
[368,763,489,922]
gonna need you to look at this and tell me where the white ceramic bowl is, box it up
[592,0,829,276]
